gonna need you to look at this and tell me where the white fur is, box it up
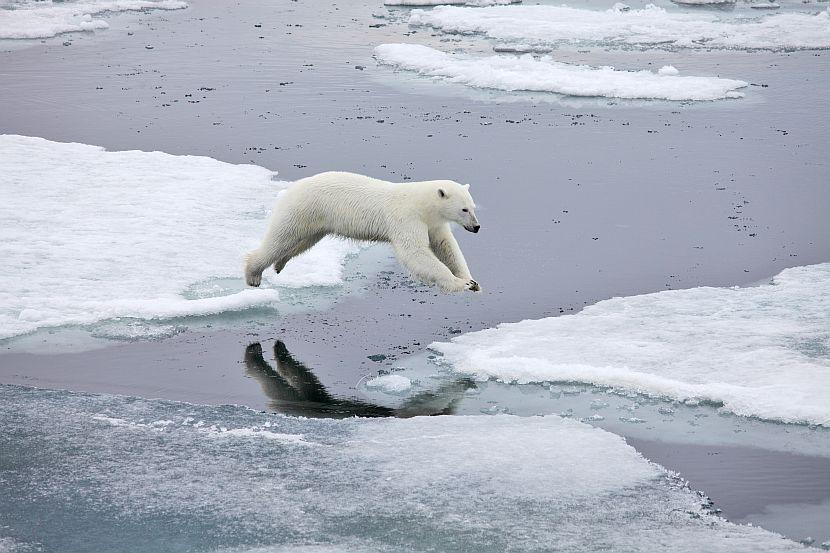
[245,172,481,292]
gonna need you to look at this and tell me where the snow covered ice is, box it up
[365,373,413,393]
[0,0,187,40]
[0,384,808,552]
[0,135,361,341]
[409,4,830,51]
[375,43,746,101]
[431,263,830,426]
[384,0,519,6]
[672,0,735,5]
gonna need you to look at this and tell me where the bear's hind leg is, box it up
[272,233,325,273]
[244,250,271,287]
[245,221,307,286]
[246,232,317,287]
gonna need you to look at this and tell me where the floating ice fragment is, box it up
[0,135,361,340]
[672,0,735,5]
[658,65,680,76]
[384,0,519,5]
[431,263,830,426]
[0,0,188,40]
[365,374,413,393]
[409,4,830,50]
[374,43,747,100]
[1,385,811,551]
[620,417,647,424]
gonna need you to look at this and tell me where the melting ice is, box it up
[384,0,519,5]
[409,4,830,51]
[431,263,830,426]
[375,43,747,101]
[0,135,361,340]
[0,384,807,552]
[0,0,187,40]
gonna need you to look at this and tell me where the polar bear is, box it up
[245,171,481,292]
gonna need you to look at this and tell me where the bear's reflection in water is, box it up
[244,341,475,418]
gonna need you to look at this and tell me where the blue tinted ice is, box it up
[0,385,805,552]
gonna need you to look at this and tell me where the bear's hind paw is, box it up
[466,279,481,292]
[245,273,262,287]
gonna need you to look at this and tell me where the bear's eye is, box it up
[462,208,469,212]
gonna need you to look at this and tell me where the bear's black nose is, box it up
[472,225,480,233]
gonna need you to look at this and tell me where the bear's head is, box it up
[435,181,480,233]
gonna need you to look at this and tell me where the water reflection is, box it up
[244,341,475,418]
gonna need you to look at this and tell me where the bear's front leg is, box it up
[429,225,474,281]
[391,229,479,293]
[441,278,480,293]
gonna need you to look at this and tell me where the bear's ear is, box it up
[463,183,470,190]
[438,188,447,199]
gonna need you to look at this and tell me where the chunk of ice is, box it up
[365,374,413,393]
[384,0,519,5]
[0,0,187,40]
[409,4,830,50]
[672,0,735,5]
[0,135,360,340]
[431,263,830,426]
[375,43,746,100]
[0,384,807,552]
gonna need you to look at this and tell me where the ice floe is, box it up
[365,373,413,393]
[0,135,360,340]
[749,1,781,9]
[384,0,519,5]
[0,0,187,40]
[672,0,735,5]
[431,263,830,426]
[375,43,746,100]
[409,4,830,50]
[0,384,806,552]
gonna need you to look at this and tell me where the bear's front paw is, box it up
[466,279,481,292]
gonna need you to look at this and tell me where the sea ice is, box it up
[365,374,413,393]
[375,43,746,100]
[0,384,806,552]
[672,0,735,5]
[750,2,781,9]
[384,0,519,5]
[409,4,830,50]
[0,0,187,40]
[431,263,830,426]
[0,135,361,340]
